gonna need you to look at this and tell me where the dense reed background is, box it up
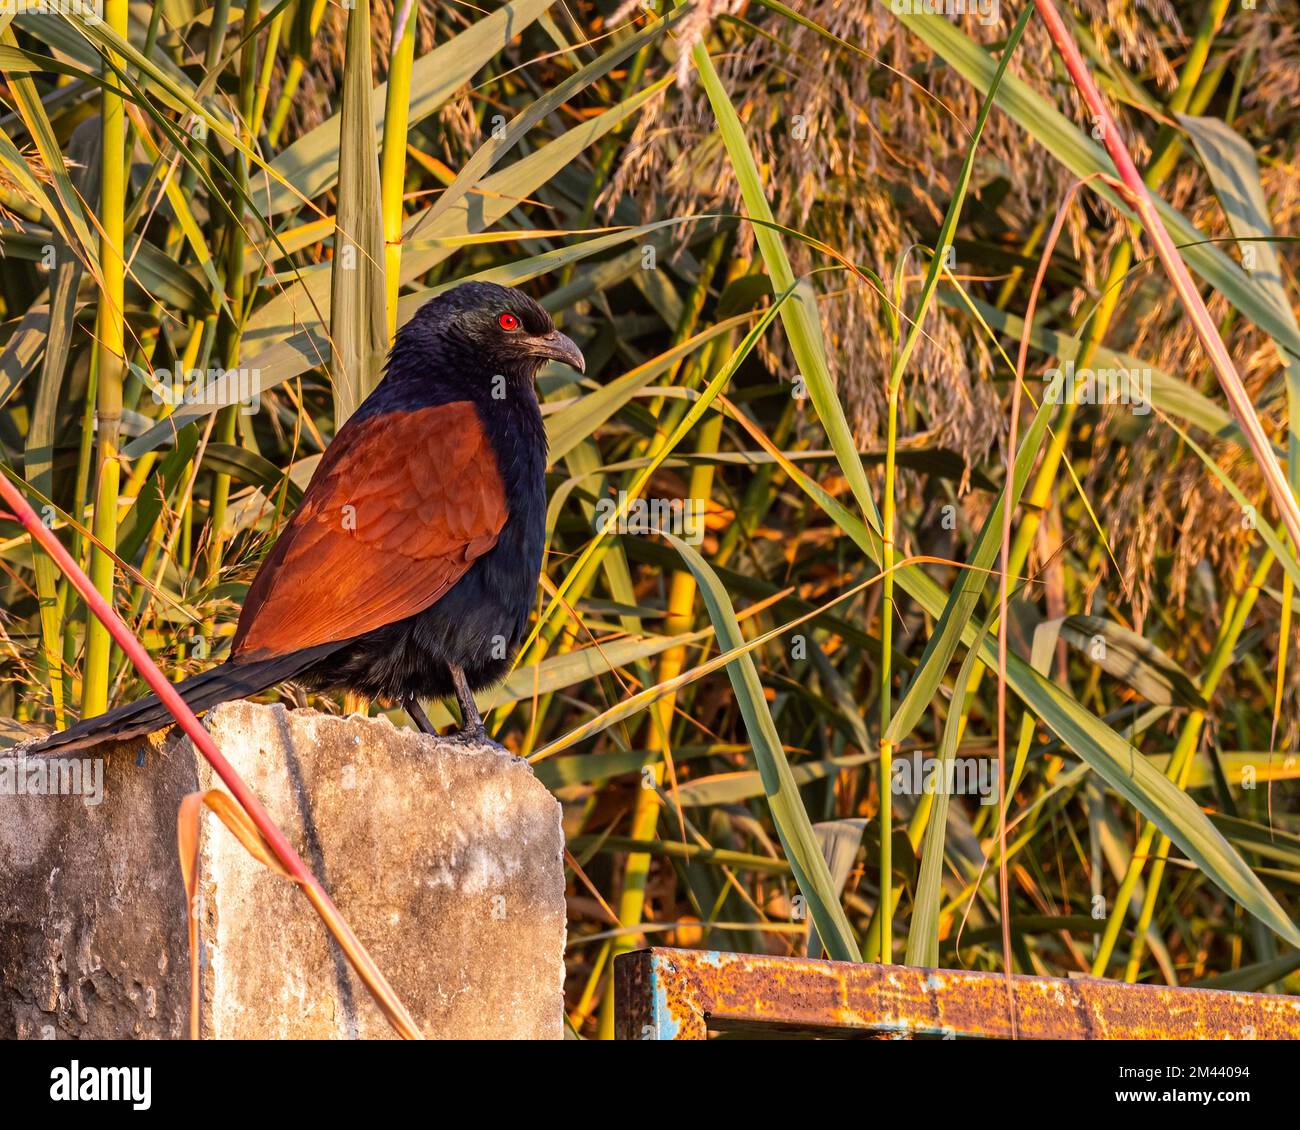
[2,0,1300,1037]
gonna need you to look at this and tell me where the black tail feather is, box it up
[21,645,342,757]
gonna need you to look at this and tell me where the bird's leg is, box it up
[449,664,489,743]
[404,696,437,736]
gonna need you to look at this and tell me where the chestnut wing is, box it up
[230,401,507,658]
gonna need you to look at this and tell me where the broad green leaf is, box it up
[0,122,99,281]
[807,818,869,957]
[1193,950,1300,991]
[907,617,992,968]
[673,754,873,808]
[1059,614,1207,709]
[0,230,210,316]
[201,443,305,510]
[1149,750,1300,790]
[0,26,101,283]
[1179,111,1300,498]
[663,534,861,961]
[328,0,387,423]
[116,427,201,565]
[533,744,735,791]
[1178,113,1299,352]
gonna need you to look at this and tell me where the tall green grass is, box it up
[1,1,1298,1036]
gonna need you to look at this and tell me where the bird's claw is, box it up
[443,723,500,748]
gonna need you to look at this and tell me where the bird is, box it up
[25,281,583,756]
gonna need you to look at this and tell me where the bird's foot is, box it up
[443,722,504,749]
[443,664,503,748]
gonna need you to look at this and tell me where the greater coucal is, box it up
[28,281,583,755]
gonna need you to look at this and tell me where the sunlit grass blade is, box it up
[327,0,387,424]
[907,616,992,968]
[662,534,859,961]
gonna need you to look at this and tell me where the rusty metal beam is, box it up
[614,948,1300,1039]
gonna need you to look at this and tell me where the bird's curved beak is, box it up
[530,330,585,373]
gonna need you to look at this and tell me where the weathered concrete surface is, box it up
[0,729,193,1038]
[1,702,566,1039]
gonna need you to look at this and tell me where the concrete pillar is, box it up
[0,702,566,1039]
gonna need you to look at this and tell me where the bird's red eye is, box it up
[498,312,520,331]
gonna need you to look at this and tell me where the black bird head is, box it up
[399,282,585,383]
